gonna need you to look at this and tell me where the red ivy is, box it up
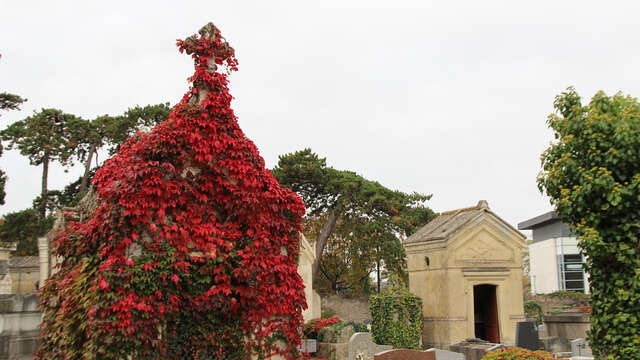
[302,317,341,339]
[37,23,307,360]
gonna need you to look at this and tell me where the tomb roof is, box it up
[404,200,522,244]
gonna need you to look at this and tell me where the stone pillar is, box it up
[298,234,321,322]
[37,237,49,288]
[0,246,15,295]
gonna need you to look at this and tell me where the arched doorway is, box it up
[473,284,500,343]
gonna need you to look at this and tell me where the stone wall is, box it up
[0,294,40,359]
[543,312,590,340]
[8,258,39,295]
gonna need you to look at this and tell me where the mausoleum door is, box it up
[473,284,500,343]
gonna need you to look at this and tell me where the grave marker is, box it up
[425,348,464,360]
[516,320,540,350]
[348,332,392,360]
[373,349,436,360]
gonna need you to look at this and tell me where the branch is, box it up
[312,210,339,281]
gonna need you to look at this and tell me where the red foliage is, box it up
[37,23,307,359]
[302,317,341,339]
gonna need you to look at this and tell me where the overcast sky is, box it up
[2,1,640,232]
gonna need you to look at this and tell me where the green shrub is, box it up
[318,320,369,342]
[524,300,543,324]
[321,304,337,318]
[369,285,422,349]
[481,347,554,360]
[546,290,590,305]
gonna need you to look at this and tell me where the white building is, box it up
[518,211,589,294]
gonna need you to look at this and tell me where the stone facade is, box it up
[0,294,41,359]
[299,234,322,321]
[404,201,526,348]
[0,247,16,295]
[8,257,39,295]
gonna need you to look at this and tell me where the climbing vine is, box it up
[36,23,307,360]
[538,88,640,359]
[524,300,543,325]
[369,285,422,349]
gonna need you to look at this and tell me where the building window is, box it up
[558,253,585,292]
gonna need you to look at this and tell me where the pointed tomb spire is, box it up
[37,23,307,360]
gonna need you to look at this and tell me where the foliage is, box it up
[481,347,554,360]
[273,149,435,286]
[318,320,369,343]
[326,320,368,337]
[546,290,590,305]
[538,87,640,359]
[31,168,99,214]
[369,283,422,349]
[302,317,341,339]
[0,90,27,205]
[524,300,543,325]
[309,215,373,295]
[0,92,26,114]
[1,108,85,216]
[111,103,172,150]
[1,108,83,168]
[321,304,337,319]
[60,168,98,207]
[37,23,307,360]
[0,209,53,255]
[0,172,5,207]
[73,104,172,194]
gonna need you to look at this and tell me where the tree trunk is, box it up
[79,144,96,194]
[377,255,381,293]
[40,154,49,218]
[312,210,338,281]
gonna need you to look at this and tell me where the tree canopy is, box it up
[538,87,640,359]
[73,103,172,194]
[0,208,53,256]
[1,109,84,216]
[0,104,172,214]
[0,93,26,114]
[272,148,435,286]
[0,90,27,205]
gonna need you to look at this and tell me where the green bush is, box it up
[538,88,640,358]
[546,290,590,305]
[481,347,554,360]
[369,285,422,349]
[321,304,337,319]
[524,300,543,324]
[318,320,369,342]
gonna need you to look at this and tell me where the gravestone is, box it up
[537,324,548,337]
[516,320,540,350]
[348,332,392,360]
[320,324,355,343]
[374,349,436,360]
[425,347,465,360]
[571,338,593,357]
[450,338,499,360]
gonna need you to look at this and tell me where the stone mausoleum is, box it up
[403,200,526,348]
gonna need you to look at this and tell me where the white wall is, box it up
[529,238,559,294]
